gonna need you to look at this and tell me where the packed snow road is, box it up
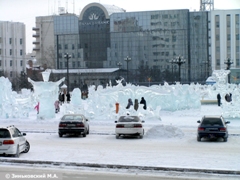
[0,104,240,178]
[0,165,239,180]
[0,125,240,171]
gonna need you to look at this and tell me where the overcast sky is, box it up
[0,0,239,53]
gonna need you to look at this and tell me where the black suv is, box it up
[197,116,230,142]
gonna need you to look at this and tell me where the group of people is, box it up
[126,97,147,110]
[217,93,232,106]
[58,92,71,104]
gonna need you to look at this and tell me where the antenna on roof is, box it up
[66,0,68,13]
[73,0,75,14]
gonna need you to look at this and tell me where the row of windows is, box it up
[215,14,240,28]
[0,38,23,45]
[58,52,81,58]
[59,61,81,68]
[215,59,240,66]
[0,60,23,67]
[151,14,180,20]
[215,46,240,52]
[58,44,81,50]
[150,21,180,27]
[112,50,180,58]
[215,34,240,41]
[58,42,111,50]
[0,49,23,56]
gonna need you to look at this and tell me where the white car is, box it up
[0,125,30,157]
[115,116,145,139]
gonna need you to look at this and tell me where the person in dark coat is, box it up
[61,93,65,103]
[66,92,71,103]
[140,97,147,110]
[134,99,139,111]
[126,98,133,109]
[217,93,221,106]
[58,93,63,104]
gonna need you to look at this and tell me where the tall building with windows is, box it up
[33,16,55,68]
[108,9,209,83]
[210,9,240,70]
[0,21,26,79]
[32,2,239,87]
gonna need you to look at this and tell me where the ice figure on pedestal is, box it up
[28,71,65,119]
[71,88,82,106]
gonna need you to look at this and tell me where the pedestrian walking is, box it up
[126,98,133,109]
[134,99,139,111]
[140,97,147,110]
[217,93,221,106]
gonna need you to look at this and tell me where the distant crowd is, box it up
[126,97,147,111]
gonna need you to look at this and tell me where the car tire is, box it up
[197,136,201,142]
[224,137,228,142]
[59,133,63,137]
[87,127,89,134]
[23,141,30,153]
[14,146,20,158]
[139,134,143,139]
[116,134,120,139]
[83,132,86,137]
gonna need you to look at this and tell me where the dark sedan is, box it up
[197,115,230,142]
[58,114,89,137]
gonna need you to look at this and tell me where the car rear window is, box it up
[62,115,83,121]
[119,116,140,122]
[0,129,11,138]
[202,118,223,126]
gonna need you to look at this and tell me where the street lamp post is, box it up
[124,56,131,82]
[64,53,71,93]
[117,62,122,78]
[169,59,175,84]
[169,55,186,83]
[224,57,233,83]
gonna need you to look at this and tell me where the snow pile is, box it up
[145,125,184,139]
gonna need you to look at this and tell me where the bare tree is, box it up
[41,46,55,69]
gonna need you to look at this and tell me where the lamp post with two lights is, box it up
[124,56,131,82]
[224,57,233,84]
[64,53,71,93]
[169,55,186,83]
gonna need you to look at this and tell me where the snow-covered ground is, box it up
[0,104,240,172]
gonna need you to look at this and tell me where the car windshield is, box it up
[0,129,11,138]
[202,118,223,126]
[61,115,83,121]
[118,116,140,122]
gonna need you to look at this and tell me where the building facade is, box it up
[32,2,240,87]
[0,21,26,79]
[33,16,55,68]
[209,10,240,70]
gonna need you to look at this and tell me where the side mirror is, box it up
[225,121,230,124]
[197,120,200,123]
[142,121,145,123]
[22,133,26,136]
[86,119,88,121]
[115,121,117,123]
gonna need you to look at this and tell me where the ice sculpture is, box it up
[28,71,65,119]
[1,67,240,119]
[62,79,201,121]
[0,77,33,118]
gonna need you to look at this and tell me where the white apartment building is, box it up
[209,9,240,70]
[0,21,26,79]
[33,16,55,68]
